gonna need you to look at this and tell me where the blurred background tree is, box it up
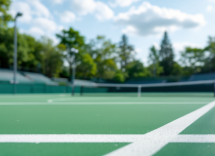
[1,0,215,81]
[180,47,204,75]
[40,37,63,77]
[88,36,118,80]
[147,46,163,77]
[202,37,215,73]
[0,0,13,27]
[159,31,175,76]
[118,34,135,72]
[56,27,85,79]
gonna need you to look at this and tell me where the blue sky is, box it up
[10,0,215,65]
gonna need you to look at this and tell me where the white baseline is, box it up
[0,102,208,105]
[1,134,215,143]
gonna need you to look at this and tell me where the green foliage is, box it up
[148,46,159,64]
[118,34,135,71]
[159,31,175,76]
[76,53,97,78]
[172,62,183,76]
[180,47,204,75]
[0,27,14,68]
[56,27,85,49]
[126,60,151,78]
[56,27,85,77]
[0,0,13,27]
[147,64,164,77]
[88,36,118,80]
[59,66,70,79]
[148,46,163,77]
[40,37,63,77]
[113,70,125,83]
[202,37,215,73]
[0,27,42,70]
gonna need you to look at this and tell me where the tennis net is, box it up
[76,80,215,97]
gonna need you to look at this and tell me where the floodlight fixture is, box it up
[16,12,23,18]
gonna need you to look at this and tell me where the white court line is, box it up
[171,135,215,143]
[105,100,215,156]
[0,94,69,98]
[1,134,215,143]
[0,102,208,105]
[0,134,143,143]
[48,98,211,103]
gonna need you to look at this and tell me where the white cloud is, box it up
[71,0,96,15]
[30,0,52,18]
[53,0,64,4]
[33,17,57,33]
[10,1,32,23]
[94,1,114,20]
[114,2,206,36]
[10,0,59,43]
[110,0,139,7]
[28,27,45,36]
[60,11,76,23]
[71,0,114,20]
[10,0,52,23]
[207,5,213,12]
[58,25,65,31]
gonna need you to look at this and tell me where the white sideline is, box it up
[0,102,208,105]
[105,100,215,156]
[171,135,215,143]
[0,134,143,143]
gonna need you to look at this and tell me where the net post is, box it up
[138,85,141,97]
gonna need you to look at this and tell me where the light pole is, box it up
[14,12,22,94]
[70,48,79,96]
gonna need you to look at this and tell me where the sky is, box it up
[10,0,215,65]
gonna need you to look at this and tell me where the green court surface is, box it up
[0,93,215,156]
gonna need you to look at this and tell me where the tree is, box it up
[113,70,125,83]
[202,37,215,73]
[126,60,150,78]
[76,53,97,79]
[159,31,175,76]
[0,0,13,27]
[171,62,183,76]
[88,36,118,80]
[56,27,85,78]
[180,47,204,75]
[148,46,163,77]
[0,27,42,71]
[40,37,63,77]
[118,34,135,72]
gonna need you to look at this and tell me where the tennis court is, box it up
[0,93,215,156]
